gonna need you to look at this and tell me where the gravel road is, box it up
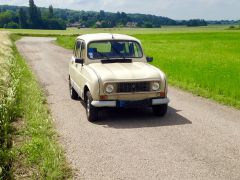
[16,37,240,180]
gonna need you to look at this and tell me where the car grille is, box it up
[117,82,150,93]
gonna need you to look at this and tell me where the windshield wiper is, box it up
[111,46,126,60]
[97,51,110,60]
[101,59,132,64]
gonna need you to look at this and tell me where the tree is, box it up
[120,12,128,25]
[187,19,207,27]
[18,8,28,28]
[49,5,54,18]
[99,10,105,20]
[0,11,14,28]
[44,18,66,30]
[0,4,184,29]
[29,0,41,28]
[29,0,36,24]
[37,7,43,27]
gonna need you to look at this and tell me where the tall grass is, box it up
[0,32,20,178]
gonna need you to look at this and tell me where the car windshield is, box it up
[88,40,143,60]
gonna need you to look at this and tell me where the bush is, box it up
[229,25,235,29]
[144,22,153,28]
[0,11,15,28]
[42,18,66,30]
[228,25,240,30]
[5,21,19,29]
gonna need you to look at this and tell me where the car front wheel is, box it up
[86,91,98,122]
[152,104,168,117]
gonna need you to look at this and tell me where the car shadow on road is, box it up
[94,107,192,129]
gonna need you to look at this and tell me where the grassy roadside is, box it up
[0,33,71,179]
[56,32,240,109]
[0,32,19,178]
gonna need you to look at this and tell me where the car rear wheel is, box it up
[152,104,168,117]
[69,78,78,100]
[86,91,98,122]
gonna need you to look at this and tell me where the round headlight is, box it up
[106,84,114,93]
[152,82,160,91]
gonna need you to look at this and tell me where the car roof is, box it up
[76,33,141,44]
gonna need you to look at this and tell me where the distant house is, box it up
[95,21,102,26]
[67,22,85,28]
[126,22,138,28]
[80,24,86,28]
[95,21,112,28]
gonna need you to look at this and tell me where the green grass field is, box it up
[55,28,240,108]
[1,25,231,36]
[137,32,240,108]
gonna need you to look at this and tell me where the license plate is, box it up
[119,101,126,107]
[118,100,151,108]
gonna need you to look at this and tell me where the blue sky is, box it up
[0,0,239,20]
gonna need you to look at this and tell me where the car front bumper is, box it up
[91,98,170,108]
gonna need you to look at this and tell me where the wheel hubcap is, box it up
[87,99,90,117]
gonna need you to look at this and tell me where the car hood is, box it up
[88,62,163,82]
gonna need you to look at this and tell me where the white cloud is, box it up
[0,0,239,20]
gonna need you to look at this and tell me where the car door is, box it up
[70,40,83,96]
[77,41,87,94]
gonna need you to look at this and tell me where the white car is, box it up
[69,33,169,121]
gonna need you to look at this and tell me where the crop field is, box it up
[137,32,240,108]
[55,27,240,108]
[1,25,230,36]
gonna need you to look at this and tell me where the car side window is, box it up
[80,42,85,59]
[74,41,81,58]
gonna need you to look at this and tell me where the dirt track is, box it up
[17,37,240,180]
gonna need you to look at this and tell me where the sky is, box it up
[0,0,239,20]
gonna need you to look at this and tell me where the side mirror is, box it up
[146,56,153,62]
[75,58,84,64]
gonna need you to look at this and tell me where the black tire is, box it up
[86,91,98,122]
[69,78,78,100]
[152,104,168,117]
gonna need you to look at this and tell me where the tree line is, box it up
[0,0,66,29]
[0,2,210,29]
